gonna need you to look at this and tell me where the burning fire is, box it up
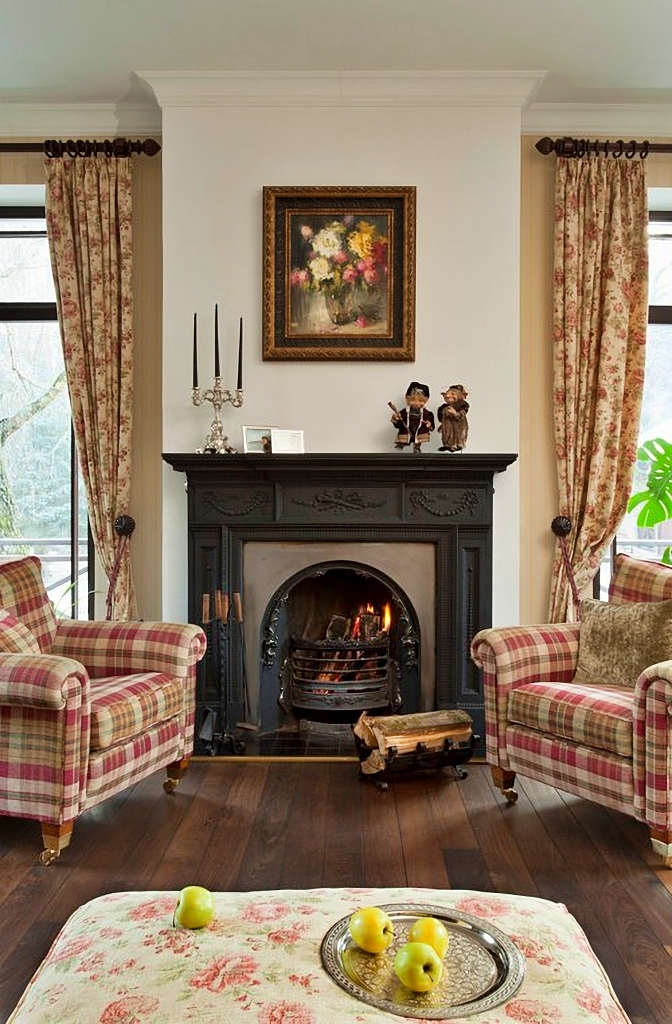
[350,602,392,640]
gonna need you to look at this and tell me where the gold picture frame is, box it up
[262,185,416,361]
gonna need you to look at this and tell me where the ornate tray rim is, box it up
[320,901,526,1019]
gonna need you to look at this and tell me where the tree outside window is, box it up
[0,207,90,616]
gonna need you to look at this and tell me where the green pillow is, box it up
[573,597,672,686]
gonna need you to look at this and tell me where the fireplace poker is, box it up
[197,592,220,754]
[233,590,257,731]
[217,592,246,752]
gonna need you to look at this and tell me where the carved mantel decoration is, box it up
[163,452,517,753]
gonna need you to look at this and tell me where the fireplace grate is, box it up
[288,637,397,714]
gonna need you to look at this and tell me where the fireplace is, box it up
[258,558,421,732]
[163,452,516,755]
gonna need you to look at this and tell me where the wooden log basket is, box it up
[353,709,476,788]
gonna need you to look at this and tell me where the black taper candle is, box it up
[214,303,220,378]
[237,316,243,390]
[192,313,198,388]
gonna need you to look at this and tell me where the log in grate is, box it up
[288,637,398,714]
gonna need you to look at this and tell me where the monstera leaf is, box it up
[627,438,672,563]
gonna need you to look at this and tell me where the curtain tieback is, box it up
[106,515,136,620]
[551,516,581,617]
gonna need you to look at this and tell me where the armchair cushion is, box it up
[508,682,635,757]
[0,611,40,654]
[0,556,58,653]
[89,673,186,750]
[572,597,672,686]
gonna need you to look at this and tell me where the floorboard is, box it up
[1,761,671,1023]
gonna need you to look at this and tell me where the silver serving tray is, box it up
[320,902,526,1019]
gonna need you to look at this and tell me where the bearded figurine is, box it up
[437,384,469,452]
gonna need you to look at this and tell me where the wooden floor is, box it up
[1,760,671,1023]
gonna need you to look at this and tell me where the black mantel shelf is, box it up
[163,450,517,755]
[163,452,517,479]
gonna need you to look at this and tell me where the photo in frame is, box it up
[262,185,416,361]
[242,425,275,454]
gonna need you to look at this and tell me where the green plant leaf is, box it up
[627,437,672,528]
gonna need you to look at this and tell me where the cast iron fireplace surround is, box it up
[163,452,516,755]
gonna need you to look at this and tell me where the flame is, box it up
[383,603,392,632]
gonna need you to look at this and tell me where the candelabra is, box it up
[192,378,244,454]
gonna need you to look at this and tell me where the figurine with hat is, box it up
[388,382,435,453]
[437,383,469,452]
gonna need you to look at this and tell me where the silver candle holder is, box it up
[191,307,244,454]
[192,379,244,454]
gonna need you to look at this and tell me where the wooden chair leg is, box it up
[40,821,74,865]
[491,766,518,804]
[164,756,191,794]
[649,828,672,868]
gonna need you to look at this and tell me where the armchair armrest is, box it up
[471,622,581,768]
[0,653,88,708]
[0,653,90,825]
[51,620,207,678]
[632,661,672,830]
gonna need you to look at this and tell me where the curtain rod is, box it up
[536,136,672,158]
[0,138,160,157]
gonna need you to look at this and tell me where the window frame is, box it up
[596,207,672,595]
[0,204,94,618]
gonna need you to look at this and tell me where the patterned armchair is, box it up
[0,556,206,863]
[471,554,672,867]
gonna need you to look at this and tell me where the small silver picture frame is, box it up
[242,425,274,454]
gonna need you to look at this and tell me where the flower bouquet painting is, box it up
[291,214,389,332]
[263,186,415,361]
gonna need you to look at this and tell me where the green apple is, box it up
[407,916,450,959]
[173,885,215,929]
[348,906,395,953]
[394,941,443,992]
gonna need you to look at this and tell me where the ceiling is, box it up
[2,0,672,115]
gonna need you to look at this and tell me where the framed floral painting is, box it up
[262,185,416,361]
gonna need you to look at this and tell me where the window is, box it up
[596,195,672,594]
[0,199,92,617]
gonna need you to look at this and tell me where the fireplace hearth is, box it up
[163,452,516,755]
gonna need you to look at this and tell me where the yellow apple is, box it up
[407,916,450,958]
[348,906,395,953]
[394,940,443,992]
[173,885,215,929]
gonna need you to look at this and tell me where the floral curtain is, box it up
[549,155,648,621]
[45,155,137,619]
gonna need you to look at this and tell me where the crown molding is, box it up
[4,91,671,144]
[523,103,672,138]
[0,103,161,138]
[138,70,546,109]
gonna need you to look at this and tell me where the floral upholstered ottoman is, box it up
[9,887,631,1023]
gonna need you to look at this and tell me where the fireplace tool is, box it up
[233,590,256,734]
[197,592,247,755]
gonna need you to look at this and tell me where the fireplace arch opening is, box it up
[258,560,421,733]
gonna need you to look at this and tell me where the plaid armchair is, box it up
[0,556,206,863]
[471,554,672,868]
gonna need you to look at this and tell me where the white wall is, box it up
[146,73,531,624]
